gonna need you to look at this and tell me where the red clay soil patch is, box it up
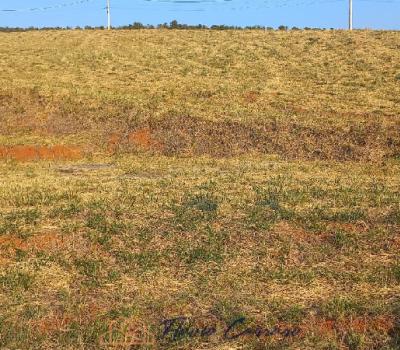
[107,128,163,154]
[128,128,163,152]
[107,132,122,153]
[0,233,64,268]
[28,232,63,251]
[34,313,74,335]
[302,315,396,337]
[343,315,395,334]
[34,303,107,336]
[0,145,82,161]
[0,232,63,254]
[0,235,29,251]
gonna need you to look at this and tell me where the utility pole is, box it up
[107,0,111,30]
[349,0,353,30]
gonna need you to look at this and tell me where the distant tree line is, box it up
[0,20,333,32]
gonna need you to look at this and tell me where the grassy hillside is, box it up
[0,30,399,349]
[1,30,399,159]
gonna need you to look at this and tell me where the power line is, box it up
[1,0,399,30]
[3,0,398,12]
[110,0,346,11]
[0,0,97,12]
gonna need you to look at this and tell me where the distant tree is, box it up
[0,22,330,32]
[131,22,145,29]
[170,20,179,29]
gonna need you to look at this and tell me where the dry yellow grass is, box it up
[0,29,399,160]
[0,29,399,349]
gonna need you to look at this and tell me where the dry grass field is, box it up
[0,29,399,349]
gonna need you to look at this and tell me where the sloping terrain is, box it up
[0,30,399,349]
[0,30,399,160]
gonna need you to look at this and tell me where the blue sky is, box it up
[1,0,399,29]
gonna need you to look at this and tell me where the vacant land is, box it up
[0,30,399,349]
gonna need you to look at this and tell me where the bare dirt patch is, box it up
[127,128,163,152]
[0,232,63,254]
[0,145,82,161]
[107,128,163,154]
[303,315,396,337]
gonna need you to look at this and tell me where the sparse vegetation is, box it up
[0,29,399,349]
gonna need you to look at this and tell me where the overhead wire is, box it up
[1,0,398,19]
[0,0,97,12]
